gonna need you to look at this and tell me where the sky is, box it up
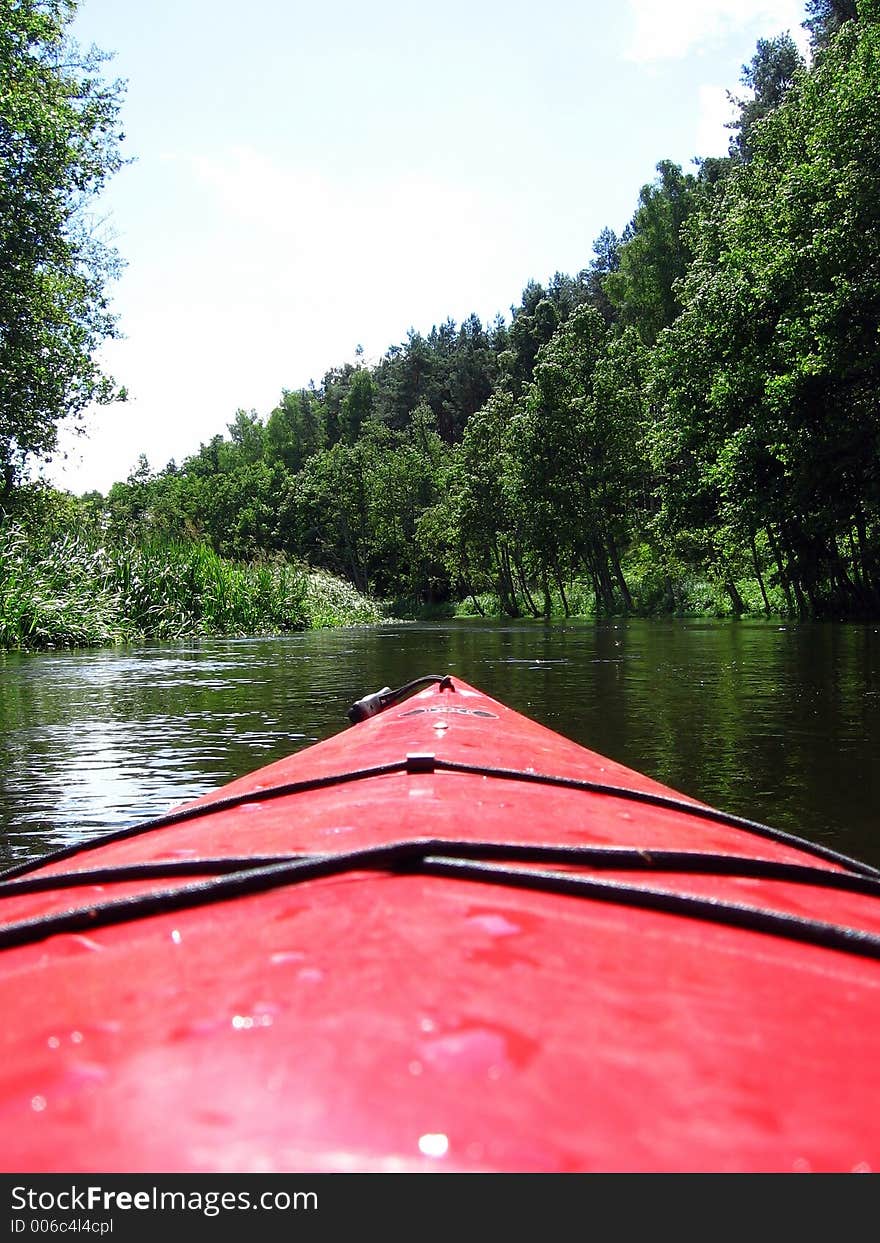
[45,0,811,495]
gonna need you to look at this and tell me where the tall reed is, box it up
[0,523,381,649]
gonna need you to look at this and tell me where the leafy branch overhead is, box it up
[0,0,127,505]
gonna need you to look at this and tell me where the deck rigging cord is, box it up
[0,838,880,961]
[3,675,878,961]
[2,752,876,884]
[4,843,880,900]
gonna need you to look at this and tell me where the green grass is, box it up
[0,524,382,650]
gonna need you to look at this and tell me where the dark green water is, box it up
[1,619,879,869]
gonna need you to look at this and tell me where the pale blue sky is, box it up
[48,0,809,494]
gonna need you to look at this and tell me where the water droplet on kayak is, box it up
[270,951,305,965]
[464,906,544,969]
[418,1133,448,1158]
[852,1162,872,1173]
[273,908,305,924]
[792,1157,811,1172]
[47,1036,60,1050]
[169,1018,224,1042]
[467,912,520,937]
[408,1060,423,1076]
[31,1095,47,1112]
[170,929,182,945]
[418,1023,536,1076]
[70,1031,84,1045]
[297,968,324,984]
[196,1109,233,1127]
[63,1062,108,1086]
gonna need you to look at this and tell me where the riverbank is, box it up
[0,518,843,654]
[0,525,382,650]
[387,560,790,622]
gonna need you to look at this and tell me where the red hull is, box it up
[1,676,879,1172]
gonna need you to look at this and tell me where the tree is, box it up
[512,307,640,615]
[227,409,265,464]
[803,0,859,52]
[604,161,699,344]
[454,391,524,614]
[507,292,561,392]
[266,389,324,471]
[584,227,621,324]
[727,34,805,159]
[649,16,880,614]
[340,367,375,443]
[0,0,127,505]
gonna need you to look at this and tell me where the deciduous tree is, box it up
[0,0,127,504]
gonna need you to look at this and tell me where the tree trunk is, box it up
[592,537,616,613]
[541,567,552,619]
[750,534,770,615]
[579,547,604,615]
[551,555,570,617]
[779,523,809,616]
[497,541,520,616]
[724,578,746,614]
[855,509,878,601]
[765,524,794,615]
[607,531,633,613]
[513,552,540,617]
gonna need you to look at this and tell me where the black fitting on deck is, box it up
[346,674,455,724]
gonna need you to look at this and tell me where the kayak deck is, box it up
[1,676,878,1172]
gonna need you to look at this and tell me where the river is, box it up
[1,618,878,869]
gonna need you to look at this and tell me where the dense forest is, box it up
[3,0,880,632]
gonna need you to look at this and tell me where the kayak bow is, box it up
[1,674,878,1173]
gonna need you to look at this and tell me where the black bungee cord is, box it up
[2,675,879,963]
[1,838,880,963]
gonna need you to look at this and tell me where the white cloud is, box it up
[45,145,531,493]
[626,0,809,62]
[695,83,738,157]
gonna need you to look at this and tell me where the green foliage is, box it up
[0,511,384,649]
[804,0,859,52]
[649,15,880,615]
[0,521,309,648]
[10,1,880,626]
[727,34,805,159]
[0,0,127,500]
[303,568,383,628]
[340,368,375,444]
[264,389,323,473]
[604,161,700,343]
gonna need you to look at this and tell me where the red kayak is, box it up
[1,673,879,1173]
